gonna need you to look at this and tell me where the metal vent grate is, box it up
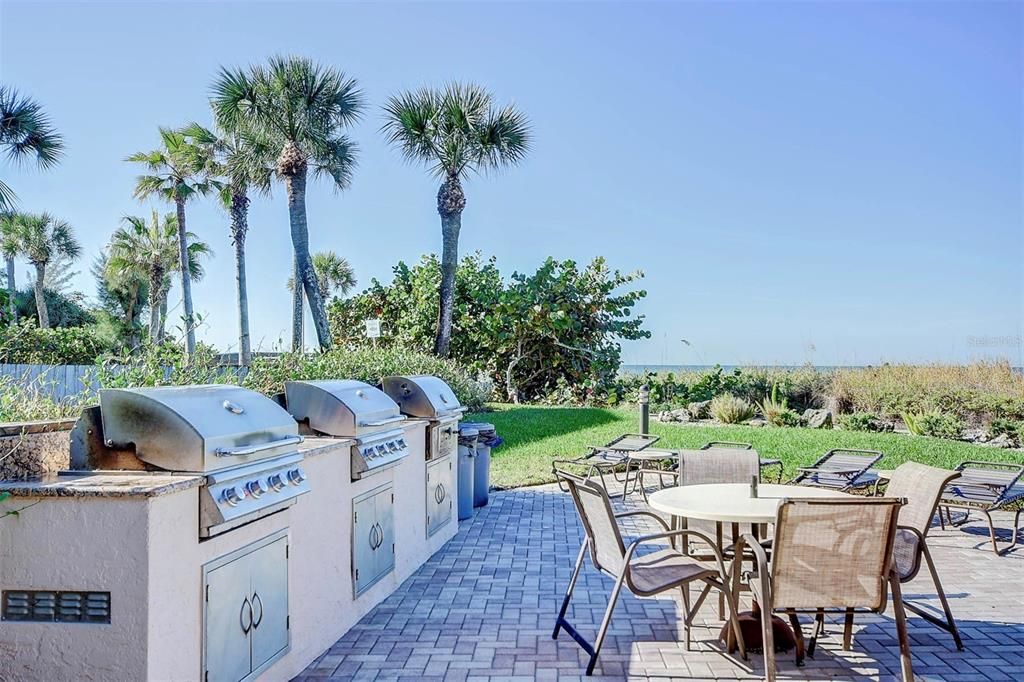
[2,590,111,623]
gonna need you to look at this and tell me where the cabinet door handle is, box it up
[251,592,264,629]
[240,596,253,634]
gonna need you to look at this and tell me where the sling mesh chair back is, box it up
[790,448,882,491]
[736,498,913,682]
[701,441,783,483]
[939,460,1024,555]
[879,461,964,649]
[552,469,746,675]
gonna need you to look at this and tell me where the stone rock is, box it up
[657,409,690,423]
[687,400,711,420]
[961,428,986,443]
[803,408,833,429]
[747,418,767,428]
[987,433,1017,449]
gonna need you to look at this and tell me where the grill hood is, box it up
[381,375,464,419]
[99,385,302,473]
[284,380,405,437]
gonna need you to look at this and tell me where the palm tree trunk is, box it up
[174,196,197,361]
[434,173,466,357]
[5,256,16,325]
[158,289,169,343]
[125,282,139,350]
[292,256,303,351]
[147,268,163,343]
[283,166,332,351]
[33,262,48,328]
[231,191,252,366]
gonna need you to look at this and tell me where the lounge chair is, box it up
[701,441,783,483]
[735,498,913,682]
[789,448,882,491]
[939,460,1024,555]
[553,432,661,495]
[552,469,746,675]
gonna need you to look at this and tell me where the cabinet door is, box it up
[426,457,453,537]
[353,493,378,595]
[375,488,395,578]
[205,557,252,682]
[249,536,289,675]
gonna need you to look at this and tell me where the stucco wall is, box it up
[1,419,459,681]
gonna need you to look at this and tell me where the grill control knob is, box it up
[246,479,268,498]
[268,474,286,492]
[221,486,245,507]
[287,468,307,485]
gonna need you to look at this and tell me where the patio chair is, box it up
[553,432,661,495]
[875,461,963,649]
[789,448,882,491]
[700,441,783,483]
[552,469,746,676]
[938,461,1024,556]
[734,498,913,682]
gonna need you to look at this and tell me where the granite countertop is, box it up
[0,471,205,498]
[298,436,353,458]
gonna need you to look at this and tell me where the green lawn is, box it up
[465,404,1022,490]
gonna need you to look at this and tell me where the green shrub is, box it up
[988,418,1022,440]
[902,411,963,439]
[758,384,800,426]
[838,412,893,432]
[0,376,88,422]
[0,321,115,364]
[711,394,755,424]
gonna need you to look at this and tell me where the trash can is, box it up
[457,425,478,521]
[471,423,503,508]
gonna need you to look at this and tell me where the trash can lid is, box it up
[458,424,480,436]
[469,422,495,434]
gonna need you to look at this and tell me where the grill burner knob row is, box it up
[287,468,307,485]
[268,473,286,491]
[221,486,245,507]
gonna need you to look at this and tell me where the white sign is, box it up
[364,319,382,338]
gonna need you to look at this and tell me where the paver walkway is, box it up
[298,483,1024,681]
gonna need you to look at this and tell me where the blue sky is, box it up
[1,1,1020,366]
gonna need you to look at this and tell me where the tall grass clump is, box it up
[711,394,755,424]
[0,376,89,422]
[758,384,801,426]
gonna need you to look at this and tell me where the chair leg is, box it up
[889,572,915,682]
[758,598,776,682]
[807,609,825,658]
[681,584,692,651]
[553,540,589,639]
[718,578,747,661]
[786,610,806,666]
[982,509,1021,556]
[843,608,855,650]
[918,540,964,650]
[587,569,627,675]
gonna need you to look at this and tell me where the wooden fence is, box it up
[0,364,98,401]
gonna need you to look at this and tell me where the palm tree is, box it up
[94,252,147,349]
[2,212,80,328]
[0,86,64,213]
[181,122,272,366]
[127,128,216,360]
[287,250,356,299]
[0,211,20,324]
[211,55,363,352]
[107,211,211,343]
[382,83,530,357]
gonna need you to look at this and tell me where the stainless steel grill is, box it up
[381,375,465,460]
[83,385,310,538]
[284,380,409,481]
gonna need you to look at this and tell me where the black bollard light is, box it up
[639,385,650,434]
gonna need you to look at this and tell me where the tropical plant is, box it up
[13,287,93,328]
[382,83,531,357]
[127,128,217,360]
[107,211,211,344]
[758,383,800,426]
[0,86,64,213]
[92,253,147,349]
[837,412,893,433]
[0,211,20,324]
[212,55,364,351]
[0,320,112,364]
[287,250,356,301]
[1,212,80,327]
[181,122,272,366]
[710,394,756,424]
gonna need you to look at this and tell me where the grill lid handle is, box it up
[222,400,245,415]
[215,435,304,457]
[359,415,406,427]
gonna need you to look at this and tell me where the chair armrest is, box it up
[615,510,670,531]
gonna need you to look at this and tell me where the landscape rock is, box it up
[803,408,833,429]
[961,428,986,443]
[658,409,690,423]
[687,400,711,420]
[986,433,1018,449]
[747,418,767,428]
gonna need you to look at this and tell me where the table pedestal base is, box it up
[720,604,797,653]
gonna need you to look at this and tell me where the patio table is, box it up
[647,483,852,653]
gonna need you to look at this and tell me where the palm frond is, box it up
[0,86,64,169]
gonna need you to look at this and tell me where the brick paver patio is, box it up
[298,483,1024,681]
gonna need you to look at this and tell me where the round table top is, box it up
[647,483,852,524]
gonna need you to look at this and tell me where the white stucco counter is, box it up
[0,421,459,681]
